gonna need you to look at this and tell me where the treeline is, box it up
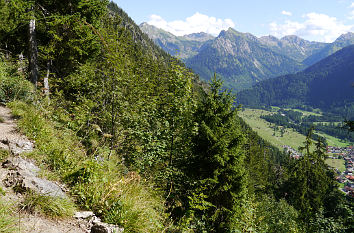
[0,1,352,232]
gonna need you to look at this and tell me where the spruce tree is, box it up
[187,75,247,231]
[285,129,337,220]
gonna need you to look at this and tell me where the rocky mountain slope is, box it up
[185,28,304,91]
[303,32,354,66]
[258,35,327,62]
[140,23,214,59]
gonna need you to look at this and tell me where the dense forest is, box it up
[0,0,352,232]
[238,45,354,120]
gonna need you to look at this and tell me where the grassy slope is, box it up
[315,132,352,147]
[8,101,167,233]
[239,108,351,151]
[239,109,308,151]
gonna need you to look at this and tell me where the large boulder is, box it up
[2,157,66,198]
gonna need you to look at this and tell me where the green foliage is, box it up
[284,129,335,218]
[307,209,345,233]
[20,191,76,218]
[186,76,247,231]
[0,60,34,104]
[0,149,10,162]
[255,196,302,233]
[0,198,16,233]
[9,100,168,232]
[3,1,348,231]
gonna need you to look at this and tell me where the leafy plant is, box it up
[0,61,34,104]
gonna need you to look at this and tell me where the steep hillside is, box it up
[185,28,304,91]
[238,45,354,118]
[259,35,327,62]
[303,32,354,66]
[139,22,214,59]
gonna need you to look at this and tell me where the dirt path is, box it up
[0,105,88,233]
[0,105,28,150]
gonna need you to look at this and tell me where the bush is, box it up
[0,61,34,104]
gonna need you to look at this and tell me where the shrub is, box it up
[0,61,34,104]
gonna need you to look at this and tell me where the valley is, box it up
[239,107,353,149]
[0,0,353,232]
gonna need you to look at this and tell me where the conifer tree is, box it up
[285,129,336,220]
[187,75,247,231]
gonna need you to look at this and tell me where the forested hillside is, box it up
[0,1,352,232]
[238,45,354,119]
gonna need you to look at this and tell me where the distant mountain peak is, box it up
[335,32,354,42]
[182,32,214,42]
[281,35,304,43]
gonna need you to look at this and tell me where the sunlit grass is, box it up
[325,158,346,173]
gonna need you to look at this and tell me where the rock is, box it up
[91,222,124,233]
[2,157,66,198]
[8,139,34,155]
[74,211,95,219]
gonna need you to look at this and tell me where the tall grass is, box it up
[0,198,16,233]
[20,191,76,218]
[8,101,168,232]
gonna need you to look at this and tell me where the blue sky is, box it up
[113,0,354,42]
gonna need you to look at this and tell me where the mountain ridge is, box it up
[185,27,304,91]
[140,23,354,92]
[237,44,354,118]
[139,23,214,59]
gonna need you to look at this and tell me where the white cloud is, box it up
[147,12,235,36]
[270,12,354,42]
[281,11,292,16]
[349,2,354,19]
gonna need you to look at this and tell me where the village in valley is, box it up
[282,145,354,197]
[327,146,354,197]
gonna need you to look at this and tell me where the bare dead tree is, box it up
[29,18,39,87]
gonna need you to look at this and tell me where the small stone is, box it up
[91,222,124,233]
[74,211,95,219]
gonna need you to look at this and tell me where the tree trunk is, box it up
[29,18,39,87]
[44,60,50,97]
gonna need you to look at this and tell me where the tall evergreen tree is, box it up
[186,75,247,231]
[284,129,337,220]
